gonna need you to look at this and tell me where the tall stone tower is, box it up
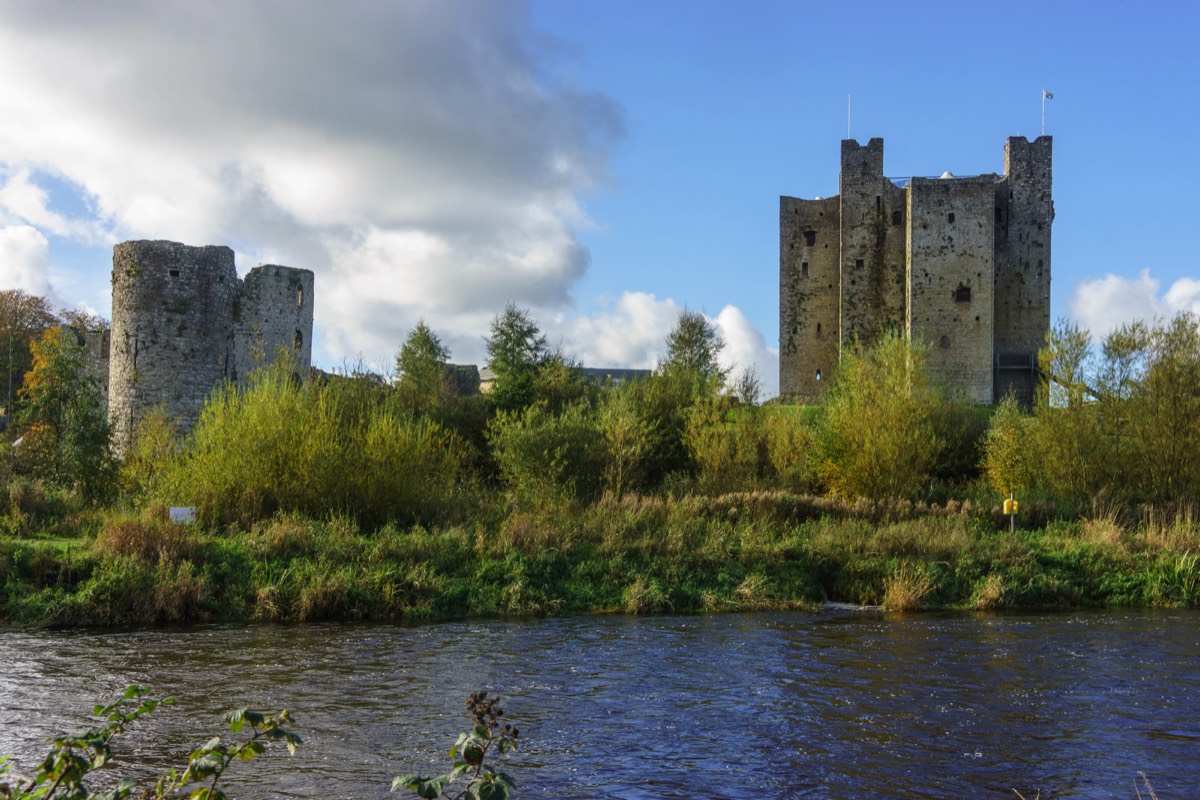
[993,137,1053,404]
[108,240,315,453]
[779,136,1052,404]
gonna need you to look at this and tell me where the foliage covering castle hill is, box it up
[1,290,1199,626]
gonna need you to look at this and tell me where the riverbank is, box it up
[2,492,1197,626]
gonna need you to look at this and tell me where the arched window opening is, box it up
[294,329,303,350]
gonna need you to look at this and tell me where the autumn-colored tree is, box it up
[17,326,114,499]
[0,289,58,415]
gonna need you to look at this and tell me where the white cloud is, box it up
[0,169,110,244]
[0,1,622,363]
[548,293,780,396]
[1069,269,1200,340]
[0,3,786,393]
[558,292,684,369]
[0,225,52,297]
[714,305,779,397]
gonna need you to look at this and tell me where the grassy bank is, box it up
[2,493,1198,627]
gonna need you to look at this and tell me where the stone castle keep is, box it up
[779,136,1052,404]
[107,240,314,453]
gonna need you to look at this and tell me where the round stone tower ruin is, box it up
[108,240,314,454]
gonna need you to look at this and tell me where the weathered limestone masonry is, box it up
[780,136,1052,404]
[108,240,314,453]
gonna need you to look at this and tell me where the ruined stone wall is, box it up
[779,195,840,398]
[108,240,315,454]
[76,328,110,400]
[993,136,1052,404]
[234,265,315,380]
[838,139,907,349]
[906,175,996,403]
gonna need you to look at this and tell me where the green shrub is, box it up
[488,400,604,506]
[817,331,945,504]
[148,364,467,528]
[764,407,820,493]
[684,396,763,495]
[596,381,652,497]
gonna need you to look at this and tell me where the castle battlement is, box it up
[780,136,1052,404]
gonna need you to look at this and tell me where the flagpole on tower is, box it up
[1041,88,1054,136]
[847,93,851,139]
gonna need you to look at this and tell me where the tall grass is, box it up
[5,488,1200,626]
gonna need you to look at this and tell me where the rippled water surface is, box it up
[1,610,1197,799]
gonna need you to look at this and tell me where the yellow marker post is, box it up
[1004,493,1018,533]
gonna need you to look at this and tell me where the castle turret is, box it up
[109,241,239,453]
[993,136,1052,404]
[838,139,907,352]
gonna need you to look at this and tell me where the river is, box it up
[1,609,1197,799]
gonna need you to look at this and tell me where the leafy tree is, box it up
[530,349,592,414]
[485,304,548,412]
[660,309,727,390]
[1106,313,1200,505]
[0,289,58,415]
[817,330,944,504]
[597,381,653,497]
[618,370,696,491]
[592,310,730,492]
[16,326,114,500]
[59,307,110,334]
[1026,319,1111,506]
[685,393,764,495]
[487,399,604,506]
[981,393,1036,498]
[396,319,452,415]
[765,407,820,494]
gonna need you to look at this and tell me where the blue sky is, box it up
[1,1,1197,396]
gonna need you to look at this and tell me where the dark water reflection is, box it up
[1,610,1197,799]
